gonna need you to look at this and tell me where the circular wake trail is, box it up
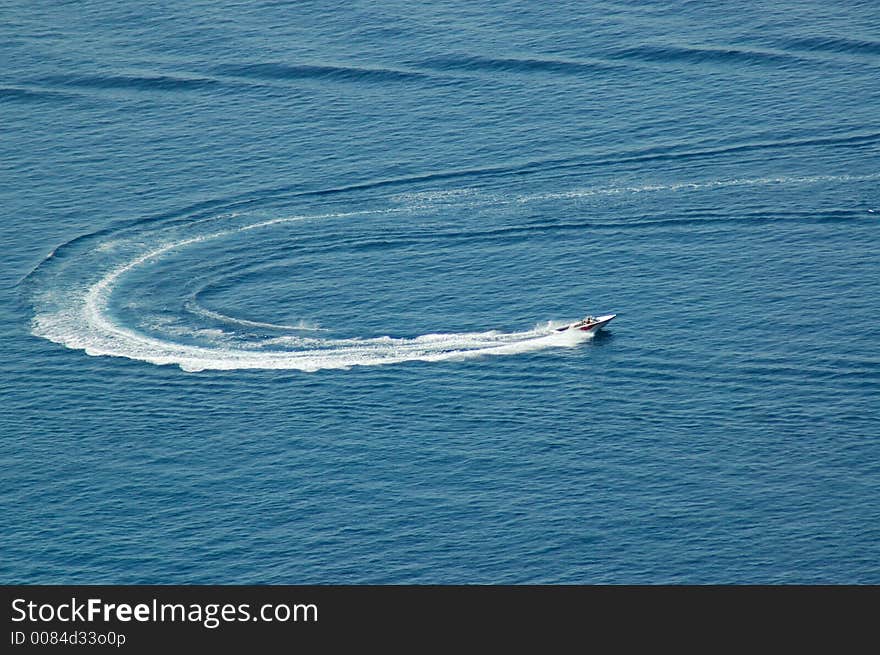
[29,212,592,372]
[29,171,873,372]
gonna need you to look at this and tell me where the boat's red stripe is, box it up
[578,320,610,331]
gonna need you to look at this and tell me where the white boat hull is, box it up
[555,313,616,333]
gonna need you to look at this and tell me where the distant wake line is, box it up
[29,212,591,372]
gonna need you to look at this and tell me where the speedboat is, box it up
[555,313,616,333]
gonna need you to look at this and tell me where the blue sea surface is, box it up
[1,1,879,583]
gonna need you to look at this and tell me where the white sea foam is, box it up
[34,299,589,372]
[34,168,876,372]
[29,212,594,372]
[34,169,872,372]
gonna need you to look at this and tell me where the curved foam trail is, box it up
[34,300,589,373]
[32,169,872,372]
[30,215,594,372]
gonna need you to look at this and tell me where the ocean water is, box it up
[2,1,878,583]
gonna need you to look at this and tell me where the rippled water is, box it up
[2,1,879,583]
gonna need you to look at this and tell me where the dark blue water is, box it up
[2,1,879,583]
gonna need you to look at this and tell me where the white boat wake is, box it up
[28,210,595,372]
[30,170,859,372]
